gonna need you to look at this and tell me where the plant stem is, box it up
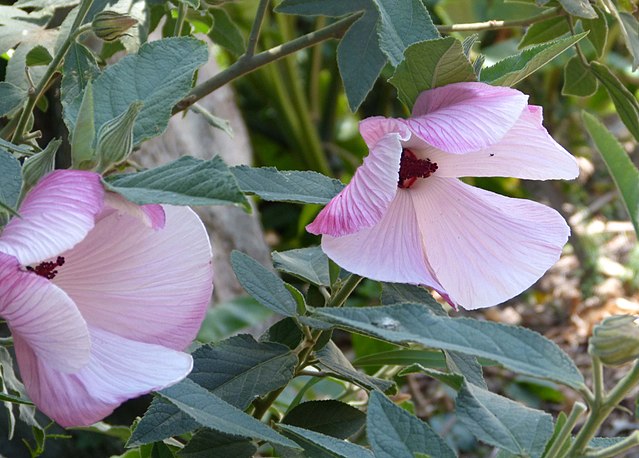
[327,274,362,308]
[437,7,562,32]
[585,431,639,458]
[245,0,270,57]
[545,402,587,458]
[12,0,94,143]
[592,356,604,406]
[252,385,287,420]
[172,14,358,114]
[173,2,188,37]
[567,16,590,67]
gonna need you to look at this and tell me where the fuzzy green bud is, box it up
[21,139,61,194]
[91,11,137,42]
[589,314,639,366]
[95,101,143,172]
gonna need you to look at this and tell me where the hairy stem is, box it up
[545,402,586,458]
[585,431,639,458]
[173,2,188,37]
[245,0,270,57]
[327,274,363,308]
[437,7,562,32]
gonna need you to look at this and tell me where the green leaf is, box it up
[260,318,304,350]
[129,398,198,447]
[583,111,639,236]
[199,296,273,343]
[557,0,596,18]
[562,57,598,97]
[71,80,96,169]
[372,0,439,66]
[283,400,366,439]
[313,304,585,389]
[380,283,447,316]
[316,341,395,392]
[105,156,249,208]
[589,62,639,143]
[456,381,553,458]
[481,33,588,86]
[158,379,300,449]
[519,16,570,48]
[338,8,387,111]
[272,246,331,286]
[581,6,608,58]
[618,12,639,71]
[208,8,245,55]
[0,138,32,156]
[279,424,373,458]
[231,165,344,204]
[399,364,464,390]
[367,391,456,458]
[0,149,22,211]
[25,44,52,66]
[354,349,447,368]
[275,0,368,16]
[179,430,256,458]
[0,82,26,117]
[231,251,299,317]
[67,38,207,145]
[61,42,99,133]
[389,37,475,108]
[445,351,486,388]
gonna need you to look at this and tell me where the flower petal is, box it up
[411,177,569,310]
[0,253,90,372]
[14,327,192,427]
[358,116,410,148]
[104,192,166,230]
[0,170,104,266]
[408,82,528,154]
[307,132,406,237]
[427,106,579,180]
[321,190,444,289]
[53,205,212,350]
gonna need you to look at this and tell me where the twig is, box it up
[245,0,270,57]
[437,7,562,32]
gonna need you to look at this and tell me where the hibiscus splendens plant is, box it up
[3,1,639,457]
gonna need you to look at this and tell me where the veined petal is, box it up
[307,133,405,237]
[53,205,212,350]
[0,253,90,372]
[411,177,569,310]
[0,170,104,266]
[14,327,192,427]
[408,82,528,154]
[428,106,579,180]
[359,116,410,148]
[104,192,166,230]
[321,190,443,289]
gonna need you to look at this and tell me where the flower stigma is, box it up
[26,256,66,280]
[397,148,438,189]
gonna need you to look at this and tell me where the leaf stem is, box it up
[327,274,362,308]
[437,7,562,32]
[245,0,270,57]
[11,0,94,143]
[545,402,586,458]
[567,16,590,67]
[173,2,188,37]
[172,14,358,114]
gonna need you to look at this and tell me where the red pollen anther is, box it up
[26,256,66,280]
[398,149,438,189]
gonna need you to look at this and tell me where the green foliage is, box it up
[519,16,570,48]
[208,7,246,55]
[278,423,373,457]
[178,430,256,458]
[0,149,22,213]
[0,83,26,117]
[562,57,598,97]
[282,400,365,438]
[581,6,608,58]
[557,0,597,19]
[272,246,331,286]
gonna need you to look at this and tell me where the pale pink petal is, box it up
[359,116,410,148]
[0,253,90,372]
[103,192,166,230]
[426,106,579,180]
[14,327,192,427]
[411,177,569,310]
[321,191,444,289]
[408,82,528,154]
[307,132,407,237]
[53,206,212,350]
[0,170,104,266]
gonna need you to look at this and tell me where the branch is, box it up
[437,7,562,32]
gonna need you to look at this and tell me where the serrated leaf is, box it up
[558,0,596,18]
[272,246,331,286]
[316,341,395,392]
[105,156,249,208]
[158,379,300,449]
[283,400,366,439]
[66,38,207,145]
[583,111,639,236]
[581,6,607,58]
[179,430,256,458]
[367,391,455,458]
[208,8,245,55]
[0,82,26,117]
[380,283,447,316]
[456,382,553,458]
[589,61,639,142]
[279,424,373,458]
[519,16,570,48]
[481,33,588,86]
[260,318,304,350]
[231,165,344,204]
[562,57,598,97]
[231,251,299,317]
[445,351,486,388]
[313,304,585,389]
[0,149,22,211]
[389,37,475,108]
[372,0,439,66]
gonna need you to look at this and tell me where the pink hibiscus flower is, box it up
[307,82,578,310]
[0,170,213,426]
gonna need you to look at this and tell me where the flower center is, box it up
[397,149,438,189]
[26,256,65,280]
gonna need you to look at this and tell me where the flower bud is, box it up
[91,11,137,42]
[589,314,639,366]
[95,101,143,172]
[21,139,60,194]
